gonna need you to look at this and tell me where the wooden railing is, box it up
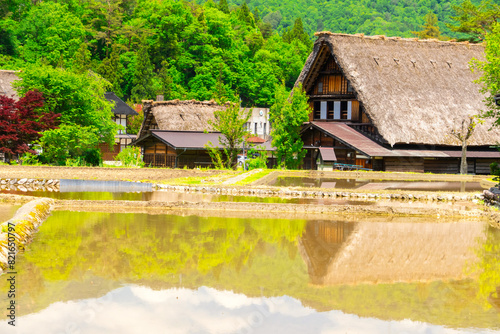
[143,154,175,167]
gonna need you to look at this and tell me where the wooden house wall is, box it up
[142,139,176,167]
[303,128,344,148]
[177,150,213,168]
[423,159,458,174]
[99,142,120,161]
[385,157,495,174]
[422,158,494,174]
[473,159,496,174]
[139,137,218,168]
[385,157,424,173]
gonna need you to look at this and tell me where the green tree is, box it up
[97,43,123,96]
[450,0,500,42]
[85,0,124,57]
[206,101,251,169]
[72,43,92,73]
[14,65,117,164]
[16,2,86,66]
[269,82,310,169]
[473,22,500,126]
[38,124,101,165]
[412,12,445,40]
[218,0,229,14]
[130,37,155,102]
[283,18,312,49]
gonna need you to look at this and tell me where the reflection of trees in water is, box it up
[1,211,306,311]
[470,225,500,311]
[298,220,356,285]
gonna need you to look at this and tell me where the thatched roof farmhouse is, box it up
[134,100,224,168]
[298,32,500,173]
[135,99,274,168]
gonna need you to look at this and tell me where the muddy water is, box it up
[270,176,485,192]
[0,211,498,333]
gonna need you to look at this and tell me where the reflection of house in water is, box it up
[489,286,500,312]
[298,221,357,284]
[299,220,485,285]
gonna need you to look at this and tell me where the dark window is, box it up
[341,101,348,120]
[314,101,321,119]
[254,123,258,134]
[327,101,334,119]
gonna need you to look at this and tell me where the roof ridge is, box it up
[313,31,483,47]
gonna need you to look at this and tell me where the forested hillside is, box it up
[0,0,492,109]
[0,0,312,108]
[195,0,496,38]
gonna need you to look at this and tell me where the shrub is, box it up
[115,146,145,167]
[246,145,268,170]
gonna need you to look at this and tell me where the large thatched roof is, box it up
[296,32,500,146]
[0,70,19,100]
[138,100,224,138]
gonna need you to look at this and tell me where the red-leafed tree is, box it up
[0,90,60,161]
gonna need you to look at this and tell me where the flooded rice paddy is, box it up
[269,176,485,192]
[0,189,380,205]
[0,204,19,222]
[1,211,499,333]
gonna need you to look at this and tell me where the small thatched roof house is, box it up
[0,70,19,100]
[298,32,500,173]
[135,99,275,168]
[138,99,221,139]
[134,100,223,168]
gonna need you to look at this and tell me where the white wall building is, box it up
[245,108,270,140]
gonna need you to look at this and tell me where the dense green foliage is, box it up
[269,82,310,169]
[473,22,500,124]
[194,0,496,39]
[0,0,312,108]
[115,146,145,167]
[13,65,116,165]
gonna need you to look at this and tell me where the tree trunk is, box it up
[460,138,467,174]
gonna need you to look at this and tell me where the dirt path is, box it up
[0,165,228,182]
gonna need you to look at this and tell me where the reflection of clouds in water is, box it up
[0,286,489,334]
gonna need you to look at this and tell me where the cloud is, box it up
[0,286,486,334]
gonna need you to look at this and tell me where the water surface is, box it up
[0,204,19,222]
[0,212,498,333]
[269,176,485,192]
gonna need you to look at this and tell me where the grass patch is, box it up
[165,170,241,185]
[233,169,274,186]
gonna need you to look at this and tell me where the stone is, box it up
[9,179,17,185]
[490,187,500,195]
[0,179,6,185]
[17,178,28,185]
[18,185,27,192]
